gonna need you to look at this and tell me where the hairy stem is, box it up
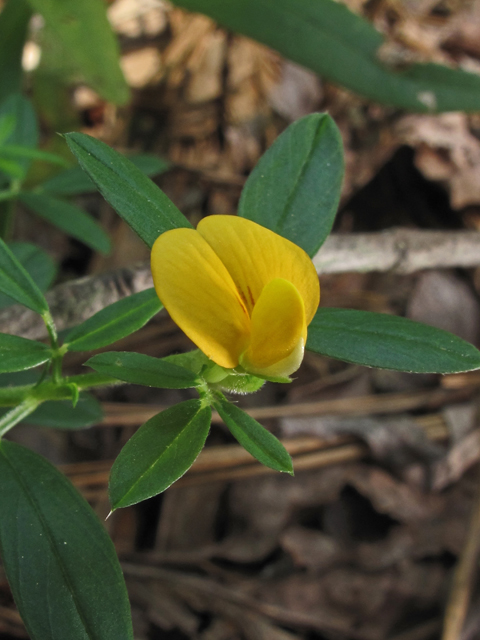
[0,397,39,438]
[0,372,122,407]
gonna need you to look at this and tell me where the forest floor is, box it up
[3,1,480,639]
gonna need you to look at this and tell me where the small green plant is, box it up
[1,113,480,639]
[0,91,169,307]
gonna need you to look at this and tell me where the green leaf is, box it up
[86,351,200,389]
[0,155,24,179]
[129,154,170,177]
[25,0,129,105]
[0,333,51,373]
[0,367,41,388]
[26,392,102,429]
[163,349,210,375]
[65,132,192,247]
[19,192,111,254]
[171,0,480,113]
[41,166,98,196]
[0,242,56,310]
[41,154,170,197]
[306,308,480,374]
[0,114,16,145]
[0,94,38,148]
[239,113,343,257]
[65,288,162,352]
[0,237,49,314]
[0,144,69,166]
[214,395,293,474]
[109,399,211,509]
[0,440,134,640]
[0,0,31,104]
[0,94,38,182]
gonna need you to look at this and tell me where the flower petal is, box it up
[241,278,306,376]
[197,215,320,324]
[151,228,250,368]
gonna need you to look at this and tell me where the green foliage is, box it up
[0,0,31,104]
[86,351,201,389]
[306,308,480,373]
[65,288,162,352]
[109,400,211,509]
[0,94,38,183]
[26,393,102,429]
[0,441,134,640]
[0,144,68,167]
[0,242,56,309]
[2,67,480,639]
[0,333,51,373]
[42,154,170,197]
[25,0,129,106]
[239,113,343,257]
[0,236,49,314]
[65,132,192,247]
[171,0,480,113]
[19,192,112,254]
[214,395,293,474]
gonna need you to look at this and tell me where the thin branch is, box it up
[314,228,480,275]
[441,476,480,640]
[2,229,480,340]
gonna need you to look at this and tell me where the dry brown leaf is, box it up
[432,429,480,490]
[186,30,227,103]
[406,270,480,344]
[121,47,163,88]
[397,114,480,209]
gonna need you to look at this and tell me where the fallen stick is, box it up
[2,229,480,340]
[441,477,480,640]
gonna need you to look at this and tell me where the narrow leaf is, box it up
[109,400,211,509]
[0,440,134,640]
[0,333,51,373]
[172,0,480,113]
[41,154,170,197]
[86,351,200,389]
[0,242,56,310]
[0,114,15,144]
[0,367,41,388]
[65,288,162,352]
[0,156,24,179]
[65,132,191,247]
[0,237,49,314]
[0,94,38,182]
[20,192,111,254]
[129,154,170,177]
[0,144,69,166]
[26,392,103,429]
[215,396,293,474]
[306,308,480,373]
[0,0,31,104]
[25,0,129,105]
[239,113,343,256]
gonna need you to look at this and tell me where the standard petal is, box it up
[197,215,320,324]
[241,278,306,376]
[151,229,250,368]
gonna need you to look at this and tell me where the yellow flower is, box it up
[151,216,320,378]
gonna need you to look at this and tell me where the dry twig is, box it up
[441,475,480,640]
[3,230,480,339]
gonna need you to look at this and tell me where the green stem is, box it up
[0,373,123,407]
[42,310,62,383]
[0,186,19,203]
[0,397,39,438]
